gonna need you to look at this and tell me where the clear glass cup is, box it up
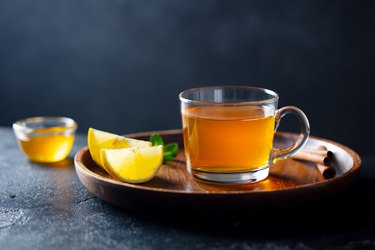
[13,117,77,163]
[179,86,310,184]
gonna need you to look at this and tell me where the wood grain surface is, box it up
[74,130,361,212]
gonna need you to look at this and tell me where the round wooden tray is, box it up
[74,130,361,212]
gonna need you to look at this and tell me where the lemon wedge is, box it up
[87,128,151,169]
[101,145,163,183]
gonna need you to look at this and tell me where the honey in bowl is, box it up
[13,117,77,163]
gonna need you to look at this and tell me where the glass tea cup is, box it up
[13,117,77,163]
[179,86,310,184]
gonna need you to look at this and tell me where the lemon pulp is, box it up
[87,128,150,170]
[101,145,163,183]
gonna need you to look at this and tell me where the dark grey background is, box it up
[1,0,374,154]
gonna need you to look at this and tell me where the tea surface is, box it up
[182,106,275,172]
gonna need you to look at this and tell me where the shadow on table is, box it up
[120,177,375,240]
[29,157,74,169]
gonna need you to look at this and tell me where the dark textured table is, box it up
[1,127,374,250]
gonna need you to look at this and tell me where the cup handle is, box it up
[273,106,310,161]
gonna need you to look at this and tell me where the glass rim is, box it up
[179,86,279,105]
[13,116,77,135]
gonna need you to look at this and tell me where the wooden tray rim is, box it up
[74,129,362,195]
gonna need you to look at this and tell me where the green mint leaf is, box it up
[164,143,178,156]
[150,133,164,146]
[163,152,176,161]
[150,134,179,163]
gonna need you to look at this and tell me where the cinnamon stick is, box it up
[314,146,336,179]
[292,150,331,166]
[300,147,333,159]
[316,163,336,179]
[292,145,336,179]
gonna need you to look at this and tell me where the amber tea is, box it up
[179,86,310,184]
[183,106,275,172]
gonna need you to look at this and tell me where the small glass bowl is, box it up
[13,117,77,163]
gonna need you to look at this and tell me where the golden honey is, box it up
[17,127,75,163]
